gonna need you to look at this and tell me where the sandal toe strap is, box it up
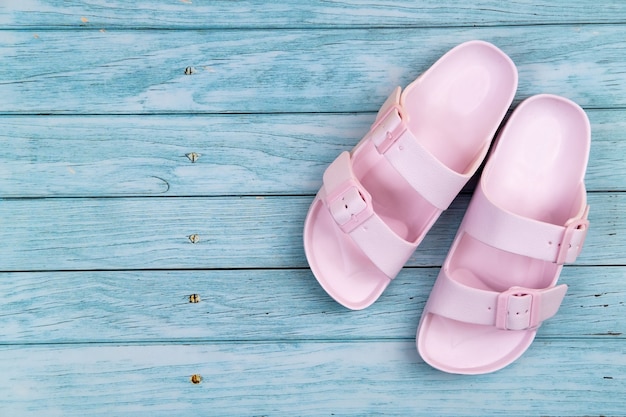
[427,271,568,331]
[463,185,589,265]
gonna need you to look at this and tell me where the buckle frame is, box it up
[369,104,407,154]
[326,178,374,233]
[496,287,540,331]
[556,215,589,265]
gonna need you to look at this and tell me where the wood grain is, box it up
[0,193,621,271]
[3,0,626,29]
[0,109,623,197]
[0,340,624,416]
[0,114,360,197]
[0,267,623,344]
[1,26,625,114]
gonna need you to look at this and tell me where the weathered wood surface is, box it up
[0,110,624,197]
[1,27,625,114]
[1,341,624,416]
[2,0,626,28]
[1,1,625,416]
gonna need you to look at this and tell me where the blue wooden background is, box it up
[1,1,625,415]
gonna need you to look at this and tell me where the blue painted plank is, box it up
[0,109,622,197]
[0,267,622,343]
[0,193,621,271]
[2,0,626,29]
[0,114,360,197]
[0,340,624,416]
[1,26,625,114]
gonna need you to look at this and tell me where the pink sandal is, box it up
[416,94,591,374]
[303,41,518,309]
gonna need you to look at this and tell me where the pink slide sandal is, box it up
[416,94,591,374]
[303,41,518,309]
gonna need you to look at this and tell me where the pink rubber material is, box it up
[417,94,591,374]
[303,41,518,310]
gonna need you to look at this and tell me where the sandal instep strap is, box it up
[321,151,415,278]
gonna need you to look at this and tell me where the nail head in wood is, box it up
[188,234,200,244]
[186,152,200,163]
[190,374,202,384]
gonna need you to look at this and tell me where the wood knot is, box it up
[188,294,201,303]
[190,374,203,384]
[188,234,200,244]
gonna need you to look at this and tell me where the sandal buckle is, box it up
[556,209,589,264]
[369,104,407,154]
[496,287,540,331]
[326,179,374,233]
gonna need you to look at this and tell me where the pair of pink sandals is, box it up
[303,40,590,374]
